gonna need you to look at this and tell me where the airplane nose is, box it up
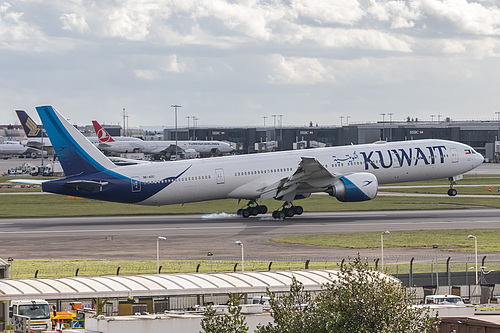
[477,153,484,165]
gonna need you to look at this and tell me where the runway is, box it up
[1,209,499,264]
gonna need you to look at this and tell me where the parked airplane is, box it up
[26,105,484,218]
[92,120,233,158]
[0,141,44,158]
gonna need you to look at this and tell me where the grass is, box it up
[4,194,500,218]
[9,258,494,279]
[2,173,500,217]
[270,229,500,252]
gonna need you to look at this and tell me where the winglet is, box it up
[92,120,115,143]
[15,110,43,137]
[36,106,116,177]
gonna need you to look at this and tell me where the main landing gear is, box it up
[447,177,458,197]
[237,201,268,218]
[271,202,303,219]
[237,201,303,219]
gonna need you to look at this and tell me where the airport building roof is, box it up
[0,269,339,301]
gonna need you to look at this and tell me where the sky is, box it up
[1,0,500,129]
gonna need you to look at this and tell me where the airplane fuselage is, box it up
[43,139,483,206]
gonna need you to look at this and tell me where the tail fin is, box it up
[15,110,44,137]
[92,120,115,143]
[36,106,116,177]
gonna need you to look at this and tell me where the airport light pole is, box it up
[157,236,166,274]
[207,252,213,273]
[381,231,390,271]
[380,113,386,141]
[171,105,181,159]
[387,113,393,141]
[433,244,439,289]
[468,235,478,285]
[7,257,13,279]
[346,116,350,126]
[340,116,344,127]
[235,241,244,271]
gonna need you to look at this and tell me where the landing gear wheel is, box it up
[294,206,304,215]
[250,207,260,216]
[283,208,295,218]
[237,209,243,216]
[258,205,268,214]
[272,210,285,219]
[241,209,251,218]
[447,188,457,196]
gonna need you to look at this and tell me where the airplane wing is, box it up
[107,156,152,166]
[260,156,336,202]
[8,179,48,185]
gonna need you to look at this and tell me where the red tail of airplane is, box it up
[92,121,115,143]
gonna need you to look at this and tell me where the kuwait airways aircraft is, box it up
[33,105,483,219]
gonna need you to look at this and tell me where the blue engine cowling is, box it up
[327,173,378,202]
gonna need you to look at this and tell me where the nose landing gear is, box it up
[447,177,458,196]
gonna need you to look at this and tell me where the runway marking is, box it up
[1,219,500,235]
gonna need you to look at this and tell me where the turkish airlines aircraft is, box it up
[33,106,483,219]
[92,120,234,157]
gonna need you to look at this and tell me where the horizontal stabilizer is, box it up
[64,180,109,191]
[7,179,47,185]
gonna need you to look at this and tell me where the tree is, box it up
[200,293,249,333]
[200,256,439,333]
[313,256,438,332]
[257,256,438,333]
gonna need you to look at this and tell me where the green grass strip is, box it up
[270,229,500,252]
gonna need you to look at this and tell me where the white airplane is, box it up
[92,120,234,157]
[0,141,44,158]
[29,105,483,219]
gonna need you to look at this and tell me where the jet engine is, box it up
[327,173,378,202]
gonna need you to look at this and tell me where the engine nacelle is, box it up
[327,173,378,202]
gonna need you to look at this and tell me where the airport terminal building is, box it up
[164,119,500,161]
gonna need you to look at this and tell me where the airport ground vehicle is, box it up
[10,299,52,332]
[424,294,464,305]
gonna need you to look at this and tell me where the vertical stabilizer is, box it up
[15,110,44,137]
[36,106,116,176]
[92,121,115,143]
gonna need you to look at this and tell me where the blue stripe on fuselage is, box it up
[42,166,192,204]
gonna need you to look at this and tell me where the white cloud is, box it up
[421,0,500,35]
[161,55,187,73]
[442,39,467,54]
[368,0,422,29]
[104,0,162,41]
[60,13,89,33]
[291,0,365,25]
[134,69,160,80]
[0,2,72,52]
[267,55,335,84]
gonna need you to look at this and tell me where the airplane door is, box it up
[451,148,459,163]
[131,177,141,192]
[215,168,225,184]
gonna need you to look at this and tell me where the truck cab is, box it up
[10,299,52,332]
